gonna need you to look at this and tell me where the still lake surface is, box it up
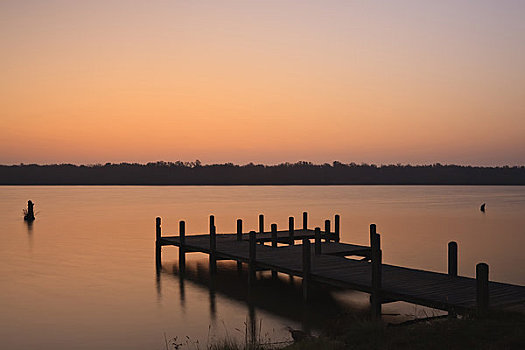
[1,186,524,349]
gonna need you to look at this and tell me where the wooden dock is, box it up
[155,212,525,319]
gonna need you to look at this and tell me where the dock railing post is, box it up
[289,217,295,245]
[334,214,340,242]
[476,263,489,315]
[303,212,308,231]
[314,227,321,255]
[271,224,278,247]
[324,220,331,242]
[249,231,257,285]
[259,214,264,234]
[237,219,243,241]
[271,224,278,279]
[448,242,458,277]
[302,238,311,301]
[179,220,186,273]
[155,217,162,269]
[209,215,217,274]
[236,219,243,271]
[370,224,382,320]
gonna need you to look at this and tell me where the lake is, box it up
[1,186,524,349]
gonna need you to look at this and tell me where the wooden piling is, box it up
[314,227,321,255]
[448,242,458,277]
[236,219,243,271]
[370,225,382,320]
[271,224,278,278]
[155,217,162,269]
[302,212,308,230]
[259,214,264,234]
[476,263,489,314]
[334,214,340,242]
[249,231,257,285]
[209,216,217,274]
[289,216,295,245]
[179,220,186,272]
[236,219,243,241]
[324,220,331,242]
[302,238,311,301]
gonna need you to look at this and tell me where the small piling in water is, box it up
[155,217,162,269]
[24,200,35,221]
[259,214,264,234]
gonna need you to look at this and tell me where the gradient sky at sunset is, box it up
[1,0,524,165]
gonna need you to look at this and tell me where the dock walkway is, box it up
[155,213,525,318]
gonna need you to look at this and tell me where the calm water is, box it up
[1,186,524,349]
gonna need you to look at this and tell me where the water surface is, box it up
[1,186,524,349]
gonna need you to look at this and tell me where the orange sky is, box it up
[1,1,524,165]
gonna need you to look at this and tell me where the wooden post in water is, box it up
[370,224,382,320]
[249,231,257,285]
[334,214,340,242]
[209,215,217,274]
[237,219,243,241]
[314,227,321,255]
[448,242,458,277]
[271,224,278,278]
[302,238,311,301]
[155,217,162,269]
[236,219,243,271]
[179,220,186,273]
[303,212,308,231]
[259,214,264,234]
[324,220,331,242]
[476,263,489,315]
[289,216,295,245]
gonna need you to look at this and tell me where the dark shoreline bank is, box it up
[1,162,524,185]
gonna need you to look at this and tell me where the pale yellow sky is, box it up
[1,1,524,165]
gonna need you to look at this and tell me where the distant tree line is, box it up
[0,161,524,185]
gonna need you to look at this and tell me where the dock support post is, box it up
[179,220,186,273]
[237,219,243,241]
[324,220,331,242]
[448,242,458,277]
[289,217,295,245]
[236,219,243,272]
[370,224,382,320]
[259,214,264,234]
[271,224,278,278]
[334,214,340,242]
[302,238,311,301]
[314,227,321,255]
[476,263,489,315]
[249,231,257,285]
[155,217,162,269]
[303,212,308,231]
[209,215,217,274]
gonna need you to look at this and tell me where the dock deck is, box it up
[156,214,525,317]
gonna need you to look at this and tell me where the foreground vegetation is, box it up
[199,311,525,350]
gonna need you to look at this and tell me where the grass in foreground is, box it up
[199,311,525,350]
